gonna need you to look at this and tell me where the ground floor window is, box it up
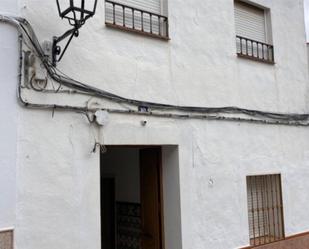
[0,229,13,249]
[246,174,285,246]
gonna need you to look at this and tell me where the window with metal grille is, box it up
[234,0,274,63]
[246,175,285,246]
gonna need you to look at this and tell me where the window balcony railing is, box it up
[236,36,274,64]
[105,0,169,40]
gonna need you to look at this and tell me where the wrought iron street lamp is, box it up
[52,0,98,66]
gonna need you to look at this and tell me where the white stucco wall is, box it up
[162,146,182,249]
[1,0,309,249]
[16,112,101,249]
[0,0,19,231]
[307,43,309,69]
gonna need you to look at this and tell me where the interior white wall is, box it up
[101,147,140,203]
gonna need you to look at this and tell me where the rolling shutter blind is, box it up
[234,1,266,42]
[115,0,161,14]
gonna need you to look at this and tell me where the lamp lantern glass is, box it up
[56,0,98,26]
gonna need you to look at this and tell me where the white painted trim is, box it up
[0,227,14,232]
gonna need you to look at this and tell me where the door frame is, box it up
[140,147,165,249]
[101,145,165,249]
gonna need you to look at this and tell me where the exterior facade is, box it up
[1,0,309,249]
[307,43,309,67]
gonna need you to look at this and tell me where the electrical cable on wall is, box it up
[2,14,309,126]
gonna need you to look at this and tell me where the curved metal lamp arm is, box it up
[52,0,98,66]
[52,26,80,66]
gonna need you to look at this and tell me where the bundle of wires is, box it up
[2,14,309,126]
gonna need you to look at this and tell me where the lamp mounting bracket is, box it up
[52,26,80,66]
[52,0,98,66]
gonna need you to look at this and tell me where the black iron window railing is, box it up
[246,174,285,247]
[236,36,274,64]
[105,0,169,40]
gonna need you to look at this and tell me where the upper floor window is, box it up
[234,0,274,63]
[105,0,169,40]
[246,174,285,246]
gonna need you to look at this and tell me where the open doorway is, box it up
[101,146,164,249]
